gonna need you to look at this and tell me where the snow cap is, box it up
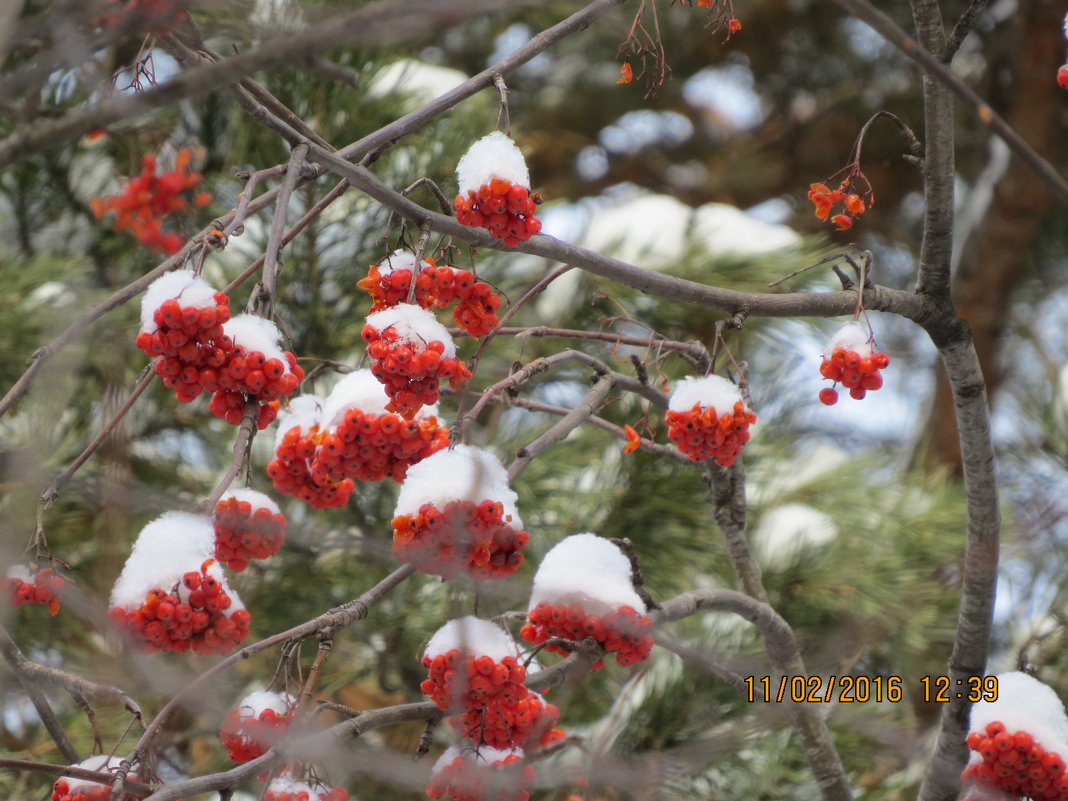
[218,488,280,515]
[969,671,1068,756]
[6,564,33,582]
[668,374,745,414]
[320,369,440,428]
[377,248,432,276]
[824,321,873,357]
[60,755,121,793]
[264,776,335,801]
[140,269,221,333]
[365,304,457,358]
[432,744,522,772]
[424,615,521,662]
[236,689,296,718]
[273,394,325,451]
[456,131,530,195]
[394,444,520,525]
[109,511,243,611]
[529,533,645,614]
[224,314,293,369]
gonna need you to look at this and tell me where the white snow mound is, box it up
[60,755,120,793]
[321,369,442,427]
[274,394,324,451]
[365,304,457,358]
[432,744,522,772]
[424,615,520,662]
[378,248,432,276]
[224,314,292,369]
[6,564,33,582]
[394,445,520,525]
[264,776,335,800]
[668,374,745,414]
[970,671,1068,757]
[236,689,296,717]
[456,131,530,195]
[140,269,221,333]
[218,488,280,515]
[109,511,244,611]
[529,533,644,614]
[824,321,873,357]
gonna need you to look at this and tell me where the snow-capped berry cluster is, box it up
[392,446,529,580]
[207,314,303,430]
[421,618,563,751]
[454,132,542,247]
[665,374,756,467]
[108,512,250,654]
[262,776,348,801]
[220,690,297,763]
[1058,13,1068,90]
[363,305,471,419]
[818,322,890,405]
[520,534,654,671]
[427,746,532,801]
[90,148,210,254]
[51,756,147,801]
[213,489,287,572]
[136,273,303,428]
[267,374,451,509]
[7,565,65,615]
[136,270,232,403]
[357,251,503,338]
[962,672,1068,801]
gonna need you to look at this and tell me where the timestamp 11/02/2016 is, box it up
[742,675,1000,703]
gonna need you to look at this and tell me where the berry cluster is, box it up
[207,344,301,429]
[666,399,756,467]
[427,748,532,801]
[521,602,654,670]
[363,314,471,418]
[213,491,287,572]
[421,650,562,750]
[51,757,149,801]
[808,179,870,231]
[393,500,529,581]
[818,322,889,405]
[358,254,503,339]
[1059,65,1068,91]
[90,148,210,254]
[108,560,250,654]
[7,565,65,615]
[314,407,449,484]
[220,691,297,764]
[454,178,542,247]
[135,281,232,404]
[263,778,348,801]
[963,721,1068,800]
[268,421,354,509]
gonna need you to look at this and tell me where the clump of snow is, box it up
[365,304,457,358]
[668,374,745,414]
[220,488,280,515]
[264,776,333,800]
[62,754,119,792]
[377,249,431,276]
[140,270,220,333]
[970,671,1068,755]
[432,744,521,772]
[394,445,519,524]
[237,689,296,717]
[320,369,441,427]
[274,394,324,450]
[224,314,292,368]
[109,512,243,611]
[424,615,520,662]
[824,322,873,357]
[456,131,530,195]
[6,564,33,582]
[529,533,644,614]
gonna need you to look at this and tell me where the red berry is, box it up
[819,387,839,406]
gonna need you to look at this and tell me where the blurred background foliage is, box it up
[0,0,1066,799]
